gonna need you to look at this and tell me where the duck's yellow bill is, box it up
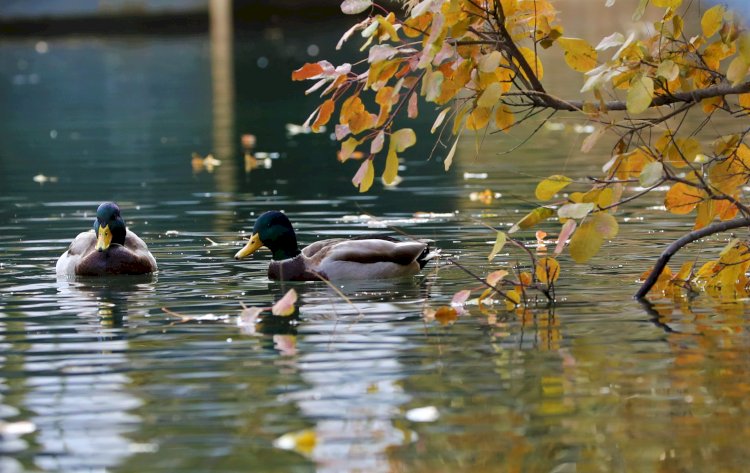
[96,224,112,251]
[235,233,263,259]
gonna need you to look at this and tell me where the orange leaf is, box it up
[312,99,334,132]
[665,183,703,214]
[292,62,325,81]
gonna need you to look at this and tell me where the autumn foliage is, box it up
[293,0,750,300]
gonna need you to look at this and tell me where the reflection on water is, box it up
[2,5,750,472]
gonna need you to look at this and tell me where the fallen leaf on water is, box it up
[273,429,317,455]
[405,406,440,422]
[434,306,458,325]
[237,305,264,335]
[272,289,298,316]
[33,174,58,185]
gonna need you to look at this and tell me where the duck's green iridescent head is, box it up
[234,211,301,261]
[93,202,126,252]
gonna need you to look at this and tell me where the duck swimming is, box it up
[56,202,157,276]
[234,211,437,281]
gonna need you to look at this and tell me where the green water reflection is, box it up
[1,8,750,473]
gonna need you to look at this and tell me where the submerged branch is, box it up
[634,217,750,299]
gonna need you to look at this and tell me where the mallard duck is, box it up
[234,211,437,281]
[56,202,157,276]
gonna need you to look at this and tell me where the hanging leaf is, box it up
[568,219,602,263]
[535,257,561,284]
[557,37,598,73]
[494,105,515,132]
[383,148,399,185]
[665,183,702,214]
[593,212,618,239]
[726,57,749,86]
[509,207,555,233]
[312,99,334,132]
[466,106,491,130]
[352,159,375,192]
[701,4,725,38]
[638,161,663,187]
[555,219,577,255]
[488,231,507,261]
[504,289,521,310]
[370,131,385,154]
[431,107,450,133]
[477,82,504,108]
[341,0,372,14]
[487,270,509,286]
[558,202,595,219]
[292,62,325,81]
[390,128,417,152]
[451,290,471,306]
[443,134,460,171]
[626,75,654,114]
[272,289,298,316]
[535,175,573,201]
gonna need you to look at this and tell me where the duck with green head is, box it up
[234,210,438,281]
[56,202,157,276]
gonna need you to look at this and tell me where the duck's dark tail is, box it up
[417,243,440,269]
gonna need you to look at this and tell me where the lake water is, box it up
[2,11,750,473]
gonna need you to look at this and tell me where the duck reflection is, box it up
[24,277,158,471]
[267,279,431,471]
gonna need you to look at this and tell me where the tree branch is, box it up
[634,217,750,299]
[505,81,750,112]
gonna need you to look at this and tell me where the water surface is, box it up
[2,13,750,473]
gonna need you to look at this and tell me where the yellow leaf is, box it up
[509,207,555,233]
[674,261,694,282]
[338,137,361,162]
[739,93,750,109]
[517,47,543,81]
[383,148,399,185]
[535,175,573,201]
[488,231,507,261]
[653,0,682,7]
[739,32,750,63]
[568,219,603,263]
[726,57,748,86]
[701,4,725,38]
[693,199,715,230]
[466,106,491,130]
[390,128,416,152]
[626,75,654,115]
[593,212,618,239]
[435,306,458,325]
[505,289,521,310]
[477,82,504,108]
[274,429,317,455]
[494,105,515,132]
[664,183,702,214]
[352,159,375,193]
[536,257,561,284]
[557,37,598,73]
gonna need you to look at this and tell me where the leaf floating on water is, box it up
[434,306,458,325]
[0,420,36,436]
[405,406,440,422]
[273,429,317,455]
[488,231,507,261]
[241,133,257,149]
[272,289,298,316]
[237,306,264,333]
[32,174,58,185]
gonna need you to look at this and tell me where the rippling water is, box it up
[2,11,750,473]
